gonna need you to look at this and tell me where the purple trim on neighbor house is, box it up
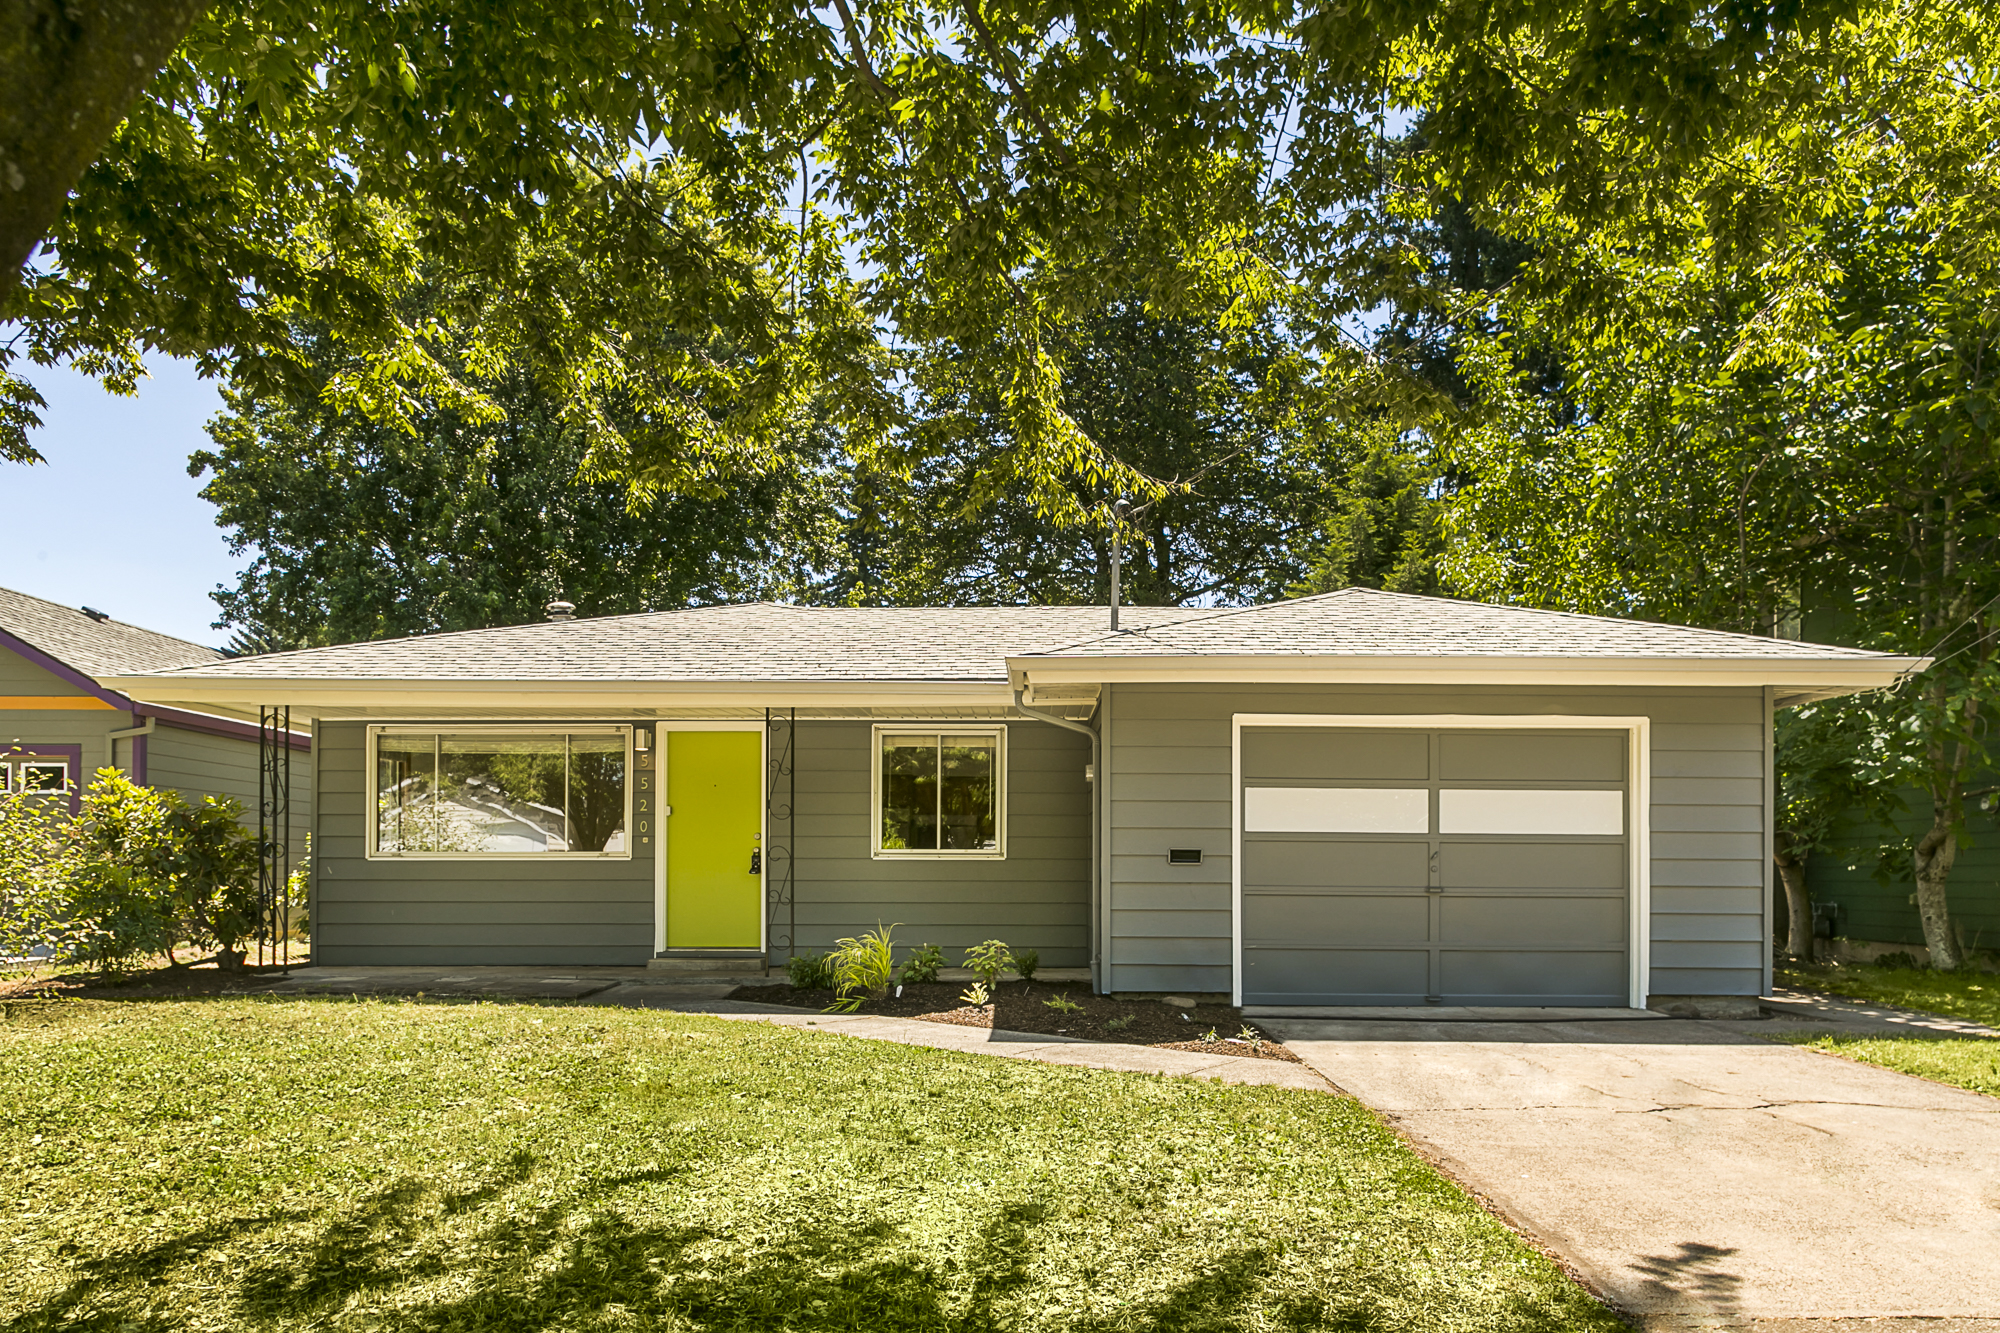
[137,703,311,752]
[0,628,131,708]
[0,627,309,753]
[2,743,85,816]
[132,733,148,784]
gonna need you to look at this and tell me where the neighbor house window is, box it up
[873,726,1005,857]
[5,758,69,796]
[369,727,631,857]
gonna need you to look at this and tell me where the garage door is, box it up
[1240,727,1630,1007]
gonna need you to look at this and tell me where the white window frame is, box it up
[365,724,635,860]
[1230,714,1651,1010]
[870,723,1008,860]
[10,759,70,795]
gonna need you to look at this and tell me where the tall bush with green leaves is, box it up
[0,789,70,963]
[65,772,181,974]
[164,795,263,967]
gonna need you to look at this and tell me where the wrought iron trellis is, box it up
[257,706,292,969]
[764,707,796,960]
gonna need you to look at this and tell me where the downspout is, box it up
[106,716,157,782]
[1013,683,1103,992]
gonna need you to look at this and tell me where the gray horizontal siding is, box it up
[784,720,1090,966]
[311,716,1090,969]
[313,720,651,966]
[146,725,312,865]
[1105,683,1768,1000]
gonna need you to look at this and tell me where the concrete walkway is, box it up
[596,993,1333,1090]
[260,966,1329,1091]
[1263,1010,2000,1328]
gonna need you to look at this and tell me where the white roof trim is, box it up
[98,677,1021,713]
[1006,653,1925,694]
[106,652,1924,713]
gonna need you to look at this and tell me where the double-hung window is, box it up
[873,726,1005,858]
[369,726,632,858]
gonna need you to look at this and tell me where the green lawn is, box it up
[1778,960,2000,1027]
[1773,1033,2000,1099]
[0,998,1616,1333]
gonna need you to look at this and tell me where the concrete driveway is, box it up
[1264,1013,2000,1329]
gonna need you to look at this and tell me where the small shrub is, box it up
[964,939,1012,989]
[899,942,944,984]
[1043,993,1082,1014]
[959,981,990,1008]
[1201,1027,1220,1043]
[1011,948,1040,982]
[786,951,835,990]
[165,795,262,968]
[1237,1024,1265,1053]
[826,923,899,1013]
[1103,1015,1132,1032]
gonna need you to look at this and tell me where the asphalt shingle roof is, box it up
[117,589,1886,686]
[0,585,223,680]
[1024,588,1888,661]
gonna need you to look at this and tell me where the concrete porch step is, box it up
[648,953,768,976]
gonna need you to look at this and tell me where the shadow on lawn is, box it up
[0,1153,1565,1333]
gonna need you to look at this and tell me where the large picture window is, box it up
[370,727,631,857]
[873,726,1005,858]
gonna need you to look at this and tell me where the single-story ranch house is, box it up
[105,588,1917,1012]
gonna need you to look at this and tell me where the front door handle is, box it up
[749,849,762,875]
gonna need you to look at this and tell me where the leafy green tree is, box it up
[1430,2,2000,968]
[6,0,1872,512]
[194,337,842,646]
[842,299,1365,606]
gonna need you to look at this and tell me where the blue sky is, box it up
[3,358,240,647]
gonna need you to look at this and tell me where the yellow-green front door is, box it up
[666,731,763,948]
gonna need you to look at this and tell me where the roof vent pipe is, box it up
[545,600,575,622]
[81,606,110,623]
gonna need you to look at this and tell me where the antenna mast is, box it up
[1109,498,1128,631]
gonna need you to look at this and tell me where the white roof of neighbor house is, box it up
[0,584,223,679]
[95,589,1917,715]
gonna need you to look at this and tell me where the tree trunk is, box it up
[1774,831,1814,961]
[1913,800,1964,970]
[0,0,204,303]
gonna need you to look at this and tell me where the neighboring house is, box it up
[104,589,1914,1012]
[1797,797,2000,963]
[0,585,310,845]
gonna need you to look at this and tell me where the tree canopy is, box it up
[6,0,1869,509]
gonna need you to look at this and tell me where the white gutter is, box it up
[1007,653,1927,697]
[95,678,1019,714]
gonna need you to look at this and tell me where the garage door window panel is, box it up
[1244,786,1428,834]
[1438,788,1624,836]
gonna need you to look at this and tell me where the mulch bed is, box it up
[0,960,300,1002]
[728,978,1301,1063]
